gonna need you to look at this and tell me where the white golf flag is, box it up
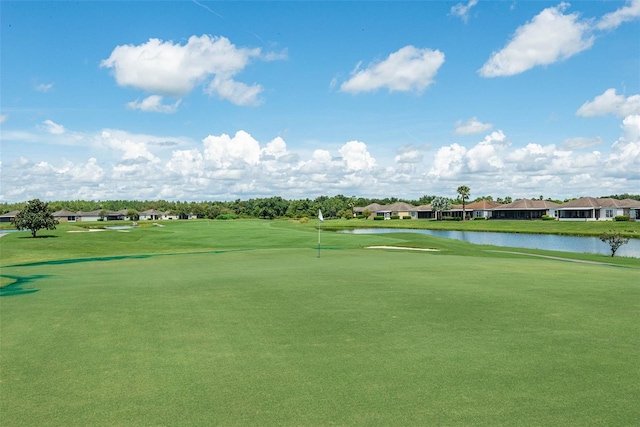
[318,209,324,222]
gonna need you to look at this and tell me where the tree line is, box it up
[2,193,638,220]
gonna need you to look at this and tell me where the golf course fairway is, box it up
[1,220,638,425]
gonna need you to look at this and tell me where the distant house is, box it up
[353,203,384,219]
[466,200,504,219]
[0,210,19,223]
[139,209,166,220]
[52,209,79,222]
[105,210,127,221]
[557,197,640,221]
[491,199,558,220]
[77,210,104,222]
[413,205,435,219]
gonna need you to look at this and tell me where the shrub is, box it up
[373,216,384,221]
[614,216,630,222]
[299,217,309,224]
[402,216,412,220]
[541,215,555,221]
[356,215,366,219]
[473,217,487,220]
[442,216,461,221]
[390,215,400,220]
[216,214,235,220]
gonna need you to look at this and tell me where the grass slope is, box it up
[1,220,639,425]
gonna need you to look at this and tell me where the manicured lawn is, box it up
[321,217,640,238]
[1,220,639,425]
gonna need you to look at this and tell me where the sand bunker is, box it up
[367,246,439,252]
[67,229,106,233]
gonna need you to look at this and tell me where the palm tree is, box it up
[457,185,470,221]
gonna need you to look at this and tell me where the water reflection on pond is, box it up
[341,228,640,258]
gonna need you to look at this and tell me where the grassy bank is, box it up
[320,217,640,238]
[1,220,639,425]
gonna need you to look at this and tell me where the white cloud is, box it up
[562,136,602,150]
[35,83,54,92]
[127,95,182,113]
[2,123,639,203]
[395,150,423,164]
[166,149,205,177]
[203,130,261,169]
[0,115,7,124]
[450,0,478,23]
[101,34,283,106]
[99,130,162,163]
[605,115,640,178]
[454,117,493,135]
[466,130,509,172]
[479,3,594,77]
[340,46,445,94]
[576,89,640,118]
[428,143,467,179]
[597,0,640,30]
[205,76,263,106]
[339,141,376,171]
[41,119,65,135]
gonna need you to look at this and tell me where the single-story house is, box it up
[77,210,104,222]
[0,210,19,223]
[139,209,167,220]
[466,200,504,219]
[557,197,640,221]
[491,199,558,220]
[52,209,79,222]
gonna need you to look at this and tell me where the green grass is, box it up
[1,220,639,425]
[323,217,640,238]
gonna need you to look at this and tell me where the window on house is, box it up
[605,210,614,218]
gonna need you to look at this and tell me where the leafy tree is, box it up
[126,209,139,221]
[11,199,58,238]
[457,185,470,221]
[599,231,630,257]
[431,197,451,221]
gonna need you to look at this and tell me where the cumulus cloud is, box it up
[394,144,424,164]
[339,46,445,94]
[428,143,467,179]
[41,119,65,135]
[0,115,8,124]
[605,115,640,178]
[101,34,284,106]
[597,0,640,30]
[454,117,493,135]
[576,89,640,117]
[450,0,478,23]
[2,123,639,203]
[127,95,182,113]
[479,3,594,77]
[203,131,261,169]
[466,130,509,172]
[339,141,376,171]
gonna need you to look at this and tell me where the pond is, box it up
[341,228,640,258]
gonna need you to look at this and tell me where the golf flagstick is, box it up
[318,209,324,258]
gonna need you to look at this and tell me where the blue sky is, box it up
[1,0,639,203]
